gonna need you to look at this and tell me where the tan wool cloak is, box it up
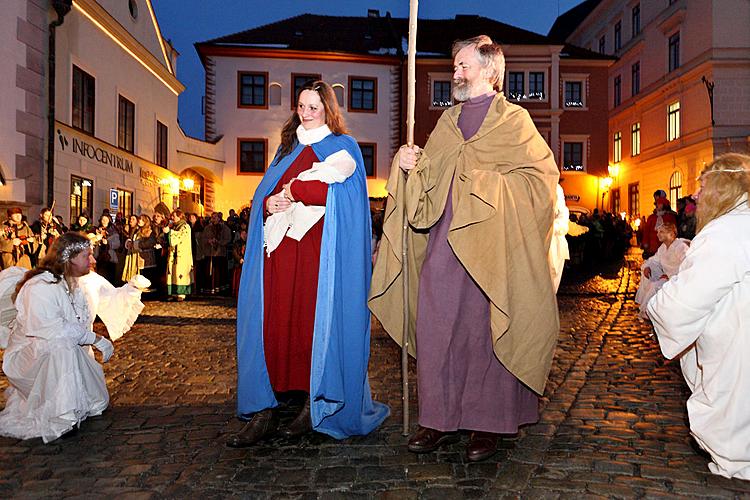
[369,93,560,395]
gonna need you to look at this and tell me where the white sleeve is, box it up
[79,272,144,342]
[297,150,356,184]
[553,185,570,236]
[647,228,739,359]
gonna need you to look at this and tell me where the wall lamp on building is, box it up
[182,178,195,191]
[599,176,613,211]
[607,164,620,178]
[159,176,180,196]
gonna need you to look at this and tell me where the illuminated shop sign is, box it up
[57,129,134,174]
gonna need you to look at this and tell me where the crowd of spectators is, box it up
[1,206,251,300]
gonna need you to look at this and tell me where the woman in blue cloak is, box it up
[227,81,389,447]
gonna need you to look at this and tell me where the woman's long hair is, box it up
[14,232,91,299]
[277,80,349,159]
[696,153,750,233]
[138,214,153,239]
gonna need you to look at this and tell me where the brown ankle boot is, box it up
[280,398,312,437]
[225,409,278,448]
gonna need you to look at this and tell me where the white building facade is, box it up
[1,0,223,225]
[197,46,400,212]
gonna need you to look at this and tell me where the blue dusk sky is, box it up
[151,0,586,138]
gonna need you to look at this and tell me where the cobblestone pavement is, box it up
[2,253,750,498]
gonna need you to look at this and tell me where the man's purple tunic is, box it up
[415,92,539,433]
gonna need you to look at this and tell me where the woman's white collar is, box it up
[296,124,331,145]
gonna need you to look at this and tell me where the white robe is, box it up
[0,270,144,443]
[647,199,750,480]
[548,184,570,292]
[635,238,689,319]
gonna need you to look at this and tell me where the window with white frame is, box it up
[563,77,586,108]
[613,132,622,163]
[669,171,683,205]
[614,75,622,107]
[529,72,545,100]
[507,72,524,100]
[631,122,641,156]
[668,101,680,141]
[668,32,680,72]
[506,70,547,101]
[614,21,622,51]
[632,4,641,37]
[631,62,640,96]
[429,73,453,108]
[562,141,585,172]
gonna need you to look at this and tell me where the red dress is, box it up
[262,146,328,392]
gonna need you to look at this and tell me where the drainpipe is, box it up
[46,0,72,207]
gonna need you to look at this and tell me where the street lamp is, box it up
[600,176,613,212]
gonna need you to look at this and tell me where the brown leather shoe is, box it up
[225,409,278,448]
[466,431,499,462]
[279,398,312,437]
[407,426,459,453]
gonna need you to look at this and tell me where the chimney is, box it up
[368,9,380,18]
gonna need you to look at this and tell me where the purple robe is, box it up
[415,92,539,433]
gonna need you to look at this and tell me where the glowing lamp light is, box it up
[159,176,180,194]
[608,164,620,177]
[600,176,613,190]
[182,178,195,191]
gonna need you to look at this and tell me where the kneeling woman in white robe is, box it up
[0,232,148,443]
[648,153,750,480]
[634,222,688,319]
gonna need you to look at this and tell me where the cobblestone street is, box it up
[2,253,750,498]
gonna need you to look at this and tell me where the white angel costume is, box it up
[0,269,147,443]
[647,198,750,480]
[263,125,355,256]
[548,184,570,292]
[635,238,689,319]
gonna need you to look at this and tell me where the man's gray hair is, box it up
[451,35,506,90]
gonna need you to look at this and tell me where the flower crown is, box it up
[60,240,92,262]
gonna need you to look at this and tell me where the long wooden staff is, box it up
[401,0,418,436]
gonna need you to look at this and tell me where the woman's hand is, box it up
[266,192,292,214]
[282,180,296,202]
[399,144,420,172]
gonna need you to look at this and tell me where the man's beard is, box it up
[452,78,471,102]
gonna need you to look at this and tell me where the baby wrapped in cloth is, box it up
[264,149,355,255]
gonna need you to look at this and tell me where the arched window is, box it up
[669,170,683,206]
[332,84,345,107]
[269,83,282,106]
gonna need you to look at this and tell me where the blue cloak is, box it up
[235,133,389,439]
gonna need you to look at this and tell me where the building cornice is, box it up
[72,0,184,95]
[559,58,614,67]
[195,45,402,66]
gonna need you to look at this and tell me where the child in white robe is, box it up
[635,222,688,319]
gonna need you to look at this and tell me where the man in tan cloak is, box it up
[369,35,560,462]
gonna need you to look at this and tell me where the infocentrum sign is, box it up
[56,128,134,174]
